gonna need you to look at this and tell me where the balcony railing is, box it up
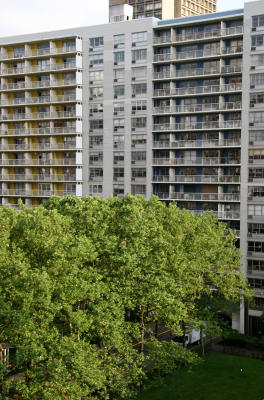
[0,174,76,182]
[0,111,79,121]
[0,158,78,166]
[0,79,78,91]
[221,46,243,55]
[0,46,78,60]
[169,192,240,202]
[175,49,221,60]
[152,157,240,166]
[175,30,221,42]
[0,142,76,151]
[153,84,242,97]
[153,36,171,44]
[0,127,79,136]
[152,139,241,148]
[153,102,241,114]
[152,175,240,183]
[153,65,242,80]
[1,189,77,197]
[152,120,241,131]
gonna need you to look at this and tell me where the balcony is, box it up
[0,46,78,60]
[152,120,241,131]
[0,142,77,151]
[0,126,80,136]
[0,111,79,121]
[152,175,240,184]
[169,192,240,202]
[175,30,221,43]
[152,158,240,166]
[153,84,242,97]
[0,79,78,92]
[221,46,243,55]
[222,26,243,36]
[0,158,78,166]
[175,49,221,61]
[153,36,171,44]
[0,174,77,182]
[152,139,241,148]
[153,53,172,62]
[153,102,241,115]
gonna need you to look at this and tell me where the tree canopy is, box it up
[0,195,250,399]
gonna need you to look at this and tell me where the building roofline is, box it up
[156,8,244,28]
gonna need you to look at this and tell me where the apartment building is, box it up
[109,0,217,20]
[0,1,264,335]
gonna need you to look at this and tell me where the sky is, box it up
[0,0,259,37]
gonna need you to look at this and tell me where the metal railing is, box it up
[152,175,240,183]
[152,139,241,148]
[152,158,240,166]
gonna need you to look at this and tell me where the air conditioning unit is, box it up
[89,81,93,84]
[89,145,93,148]
[114,144,118,148]
[132,43,136,47]
[248,178,253,182]
[248,196,253,201]
[249,159,253,163]
[114,111,117,115]
[252,27,256,31]
[249,123,254,126]
[114,161,117,164]
[132,161,135,164]
[248,251,252,256]
[114,44,118,49]
[131,144,135,147]
[114,62,118,65]
[249,141,254,145]
[132,94,136,98]
[89,64,93,68]
[131,177,135,181]
[132,60,136,64]
[132,77,136,81]
[114,95,118,99]
[89,97,93,100]
[114,78,118,82]
[89,47,93,51]
[251,66,255,70]
[89,129,93,133]
[114,128,118,132]
[250,85,255,89]
[248,215,253,219]
[132,128,135,131]
[251,47,256,51]
[132,111,136,115]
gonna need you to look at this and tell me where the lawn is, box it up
[137,352,264,400]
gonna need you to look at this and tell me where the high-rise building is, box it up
[0,1,264,335]
[109,0,217,20]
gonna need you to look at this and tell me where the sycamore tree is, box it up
[0,195,251,399]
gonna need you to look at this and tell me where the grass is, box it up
[137,352,264,400]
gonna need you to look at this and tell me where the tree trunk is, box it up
[201,327,205,356]
[140,306,145,353]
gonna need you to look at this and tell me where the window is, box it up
[90,119,103,130]
[113,168,124,181]
[114,119,125,129]
[250,73,264,87]
[248,259,264,273]
[114,135,124,148]
[131,134,146,145]
[89,37,104,49]
[89,54,104,65]
[248,186,264,198]
[90,87,103,98]
[131,184,146,195]
[90,168,103,179]
[248,222,264,235]
[132,48,147,62]
[250,112,264,123]
[114,34,125,47]
[248,205,264,216]
[132,31,147,44]
[89,70,104,82]
[114,69,125,82]
[13,46,25,58]
[113,184,124,196]
[89,152,103,164]
[250,93,264,107]
[90,103,103,113]
[38,183,50,194]
[114,152,124,163]
[89,136,103,147]
[249,149,264,161]
[132,100,147,111]
[248,241,264,253]
[114,51,125,63]
[114,85,125,97]
[131,117,147,129]
[252,35,264,47]
[249,168,264,178]
[252,14,264,28]
[131,168,146,178]
[132,83,147,95]
[131,151,146,161]
[132,66,147,80]
[89,184,102,194]
[114,102,125,113]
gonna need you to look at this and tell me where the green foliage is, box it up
[0,195,251,399]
